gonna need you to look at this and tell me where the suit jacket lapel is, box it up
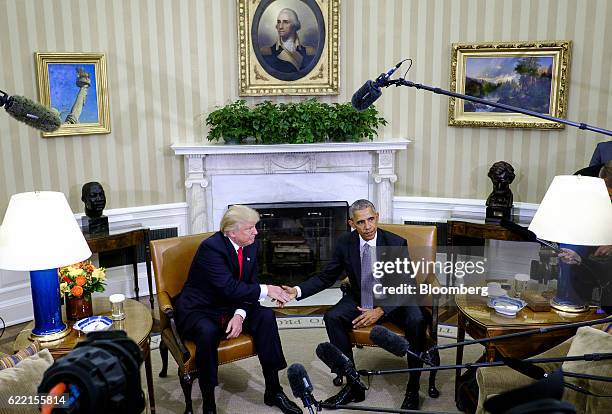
[223,236,240,278]
[242,244,255,281]
[349,231,361,286]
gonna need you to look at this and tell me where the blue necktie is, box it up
[360,244,374,309]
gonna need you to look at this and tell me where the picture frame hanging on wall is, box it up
[237,0,339,96]
[448,40,571,129]
[35,52,110,137]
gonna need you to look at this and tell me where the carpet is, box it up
[147,327,483,414]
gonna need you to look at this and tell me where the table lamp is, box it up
[0,191,92,340]
[528,175,612,312]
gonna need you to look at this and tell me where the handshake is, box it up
[266,285,299,307]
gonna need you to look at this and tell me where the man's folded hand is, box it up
[282,285,298,300]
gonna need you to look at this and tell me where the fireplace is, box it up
[172,141,410,235]
[241,201,349,285]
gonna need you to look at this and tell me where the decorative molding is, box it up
[171,141,411,155]
[393,196,539,224]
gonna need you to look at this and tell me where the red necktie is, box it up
[237,246,244,280]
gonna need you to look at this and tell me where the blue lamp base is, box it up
[29,268,70,341]
[551,244,590,313]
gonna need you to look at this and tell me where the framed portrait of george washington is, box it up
[448,40,571,129]
[35,52,110,137]
[237,0,339,96]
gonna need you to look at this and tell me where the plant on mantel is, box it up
[204,98,387,144]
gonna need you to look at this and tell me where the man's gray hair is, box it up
[220,205,260,234]
[278,8,301,31]
[349,199,376,219]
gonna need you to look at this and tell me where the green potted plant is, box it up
[328,103,387,142]
[205,100,254,144]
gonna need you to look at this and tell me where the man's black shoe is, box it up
[264,391,303,414]
[323,384,366,408]
[400,389,420,410]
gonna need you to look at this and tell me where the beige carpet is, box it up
[148,327,483,414]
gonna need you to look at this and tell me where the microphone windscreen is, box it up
[287,363,312,398]
[5,95,62,132]
[502,357,546,380]
[369,325,409,357]
[351,80,382,111]
[315,342,351,375]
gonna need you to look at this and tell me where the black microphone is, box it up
[1,90,62,132]
[315,342,367,390]
[351,63,401,111]
[369,326,409,357]
[499,219,561,253]
[287,363,317,414]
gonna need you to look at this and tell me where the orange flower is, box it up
[75,276,87,286]
[71,285,83,297]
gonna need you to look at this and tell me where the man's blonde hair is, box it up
[220,205,260,234]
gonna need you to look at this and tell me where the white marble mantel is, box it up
[172,141,410,233]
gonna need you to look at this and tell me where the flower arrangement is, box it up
[59,261,106,300]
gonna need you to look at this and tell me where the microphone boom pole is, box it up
[383,78,612,137]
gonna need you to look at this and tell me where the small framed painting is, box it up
[35,52,110,137]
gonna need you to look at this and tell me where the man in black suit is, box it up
[283,199,427,410]
[175,205,301,414]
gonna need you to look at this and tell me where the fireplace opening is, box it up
[241,201,349,286]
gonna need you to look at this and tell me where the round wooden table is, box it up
[13,297,156,413]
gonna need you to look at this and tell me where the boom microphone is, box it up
[287,363,317,414]
[351,62,402,111]
[369,325,410,357]
[1,90,62,132]
[499,219,561,252]
[316,342,367,390]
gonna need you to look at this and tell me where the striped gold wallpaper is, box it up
[0,0,610,214]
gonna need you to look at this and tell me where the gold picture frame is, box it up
[448,40,571,129]
[35,52,110,137]
[237,0,339,96]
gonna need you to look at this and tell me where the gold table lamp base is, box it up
[550,298,589,313]
[29,325,71,342]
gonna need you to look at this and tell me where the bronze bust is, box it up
[486,161,515,222]
[81,181,108,233]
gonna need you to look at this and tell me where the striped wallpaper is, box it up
[0,0,610,215]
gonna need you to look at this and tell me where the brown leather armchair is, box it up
[340,224,441,398]
[150,233,257,414]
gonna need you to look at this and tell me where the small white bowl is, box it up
[73,316,113,333]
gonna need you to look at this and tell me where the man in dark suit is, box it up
[175,205,301,414]
[590,141,612,166]
[283,199,427,410]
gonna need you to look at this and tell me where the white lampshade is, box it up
[529,175,612,246]
[0,191,92,271]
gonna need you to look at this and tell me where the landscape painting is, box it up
[448,41,571,129]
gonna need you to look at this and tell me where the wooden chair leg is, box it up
[180,371,194,414]
[428,348,441,398]
[159,340,169,377]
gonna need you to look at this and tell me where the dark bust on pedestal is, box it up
[486,161,515,222]
[81,181,108,234]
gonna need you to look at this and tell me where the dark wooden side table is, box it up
[454,293,601,403]
[14,298,156,413]
[83,226,154,309]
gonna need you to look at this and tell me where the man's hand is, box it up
[226,314,243,339]
[282,285,298,301]
[267,285,291,306]
[594,245,612,257]
[558,248,582,265]
[352,307,384,329]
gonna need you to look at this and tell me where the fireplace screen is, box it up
[242,201,349,286]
